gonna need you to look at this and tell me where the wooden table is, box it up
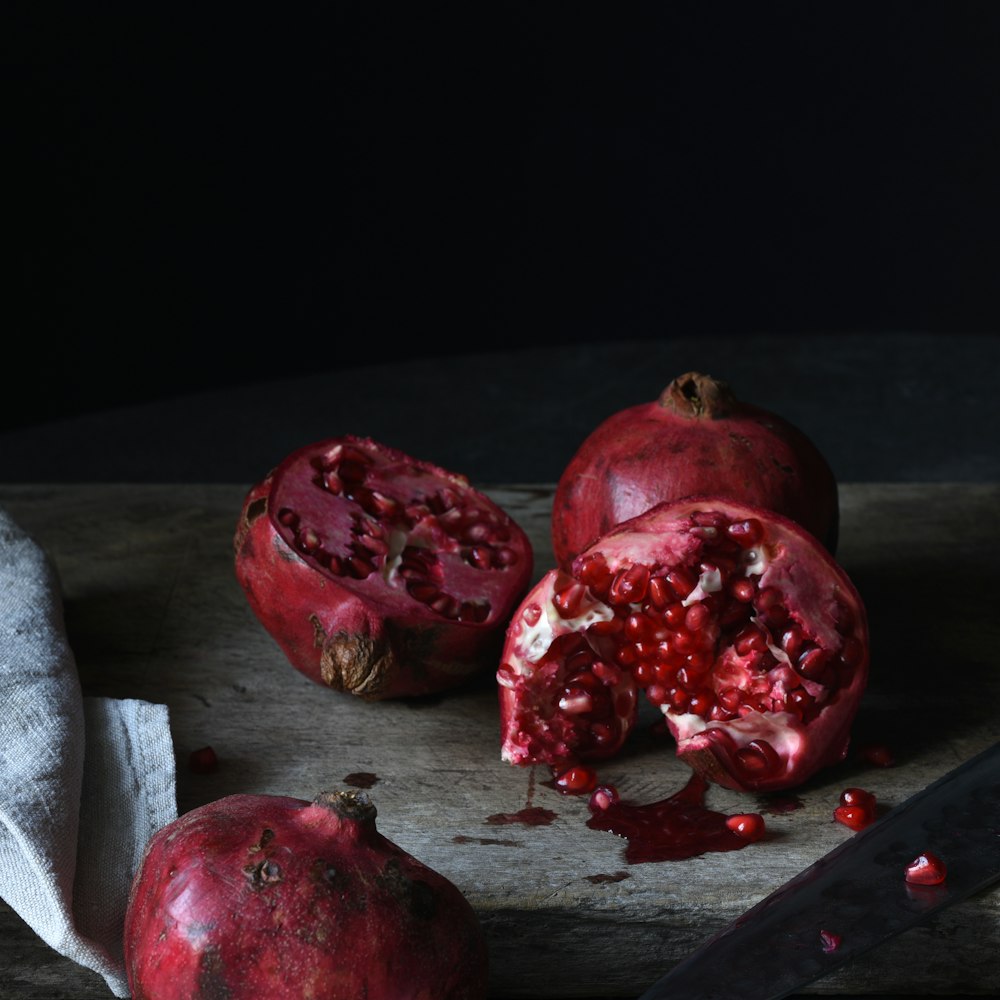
[1,483,998,998]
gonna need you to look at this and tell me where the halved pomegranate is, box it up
[498,496,869,792]
[235,436,533,699]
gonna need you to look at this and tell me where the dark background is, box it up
[4,4,1000,482]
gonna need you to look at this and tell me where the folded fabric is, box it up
[0,507,177,997]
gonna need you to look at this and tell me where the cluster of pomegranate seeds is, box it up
[537,512,857,776]
[273,441,522,623]
[833,787,877,831]
[905,851,948,886]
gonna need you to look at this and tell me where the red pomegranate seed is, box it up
[665,567,696,600]
[647,575,672,609]
[819,929,842,953]
[727,518,764,547]
[554,765,598,795]
[189,746,218,774]
[589,785,620,812]
[608,563,650,606]
[684,603,710,631]
[840,787,876,811]
[624,612,654,641]
[663,602,687,627]
[833,804,872,831]
[553,581,587,619]
[729,578,755,603]
[725,813,765,842]
[576,553,613,595]
[558,688,595,715]
[719,688,742,713]
[735,739,781,778]
[797,647,831,681]
[781,624,805,660]
[687,689,715,716]
[591,660,621,685]
[905,851,947,886]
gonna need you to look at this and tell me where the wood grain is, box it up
[1,483,998,998]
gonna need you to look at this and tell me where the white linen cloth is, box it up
[0,507,177,997]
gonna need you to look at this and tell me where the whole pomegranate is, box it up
[234,436,533,699]
[551,371,840,569]
[499,496,869,792]
[124,789,489,1000]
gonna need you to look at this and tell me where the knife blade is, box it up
[637,739,1000,1000]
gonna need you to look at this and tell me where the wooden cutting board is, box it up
[1,483,998,999]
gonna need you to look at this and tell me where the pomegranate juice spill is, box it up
[586,771,765,863]
[485,806,557,827]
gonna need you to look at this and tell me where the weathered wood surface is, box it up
[1,482,998,999]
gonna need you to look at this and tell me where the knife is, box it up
[638,739,1000,1000]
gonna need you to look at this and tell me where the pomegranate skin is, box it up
[234,435,533,699]
[124,790,489,1000]
[551,371,840,569]
[499,495,869,793]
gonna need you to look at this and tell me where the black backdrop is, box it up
[7,4,1000,430]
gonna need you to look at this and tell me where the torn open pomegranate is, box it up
[498,496,869,792]
[235,436,533,699]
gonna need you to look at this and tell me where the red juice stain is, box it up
[761,792,804,815]
[486,806,557,827]
[586,771,765,863]
[585,871,631,884]
[343,772,379,789]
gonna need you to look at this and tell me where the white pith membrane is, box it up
[499,508,862,787]
[269,439,525,624]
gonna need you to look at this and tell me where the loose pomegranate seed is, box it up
[589,785,620,812]
[833,804,872,831]
[189,746,218,774]
[839,787,876,811]
[725,813,766,842]
[819,929,842,953]
[554,765,599,795]
[905,851,947,886]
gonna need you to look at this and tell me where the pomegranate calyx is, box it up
[313,788,378,824]
[657,371,736,420]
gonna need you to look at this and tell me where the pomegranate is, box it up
[234,435,533,699]
[551,371,840,569]
[124,789,488,1000]
[498,495,869,792]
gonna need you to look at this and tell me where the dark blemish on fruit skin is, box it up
[376,859,437,920]
[585,871,630,884]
